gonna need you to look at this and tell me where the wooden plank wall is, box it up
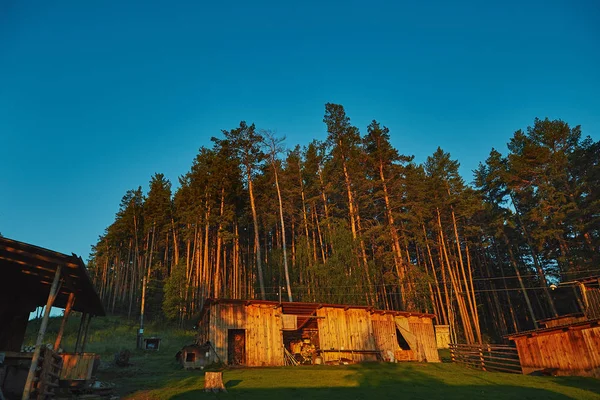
[317,307,377,362]
[513,325,600,378]
[196,310,210,345]
[208,303,284,366]
[317,309,438,363]
[407,316,441,362]
[435,325,450,349]
[586,287,600,319]
[59,353,98,380]
[371,314,398,360]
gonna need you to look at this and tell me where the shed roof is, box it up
[580,275,600,285]
[201,298,435,320]
[536,312,585,324]
[0,237,105,316]
[507,318,600,340]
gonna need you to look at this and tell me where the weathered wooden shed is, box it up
[0,237,105,399]
[508,319,600,378]
[504,276,600,378]
[196,299,439,367]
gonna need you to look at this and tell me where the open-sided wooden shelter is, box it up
[196,299,439,367]
[0,237,105,399]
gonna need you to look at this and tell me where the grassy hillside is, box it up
[25,315,600,399]
[25,314,193,359]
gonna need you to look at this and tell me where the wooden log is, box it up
[75,312,88,352]
[54,292,75,351]
[80,314,93,353]
[22,265,62,400]
[204,372,227,392]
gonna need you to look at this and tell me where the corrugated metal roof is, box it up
[0,237,105,316]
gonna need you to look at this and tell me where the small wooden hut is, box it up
[196,299,439,367]
[0,237,105,399]
[507,277,600,378]
[508,319,600,378]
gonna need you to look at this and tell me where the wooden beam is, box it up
[22,265,62,400]
[74,312,87,352]
[54,292,75,351]
[80,314,93,353]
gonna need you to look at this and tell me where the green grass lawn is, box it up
[26,315,600,400]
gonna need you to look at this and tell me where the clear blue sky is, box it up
[1,0,598,261]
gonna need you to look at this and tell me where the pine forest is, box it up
[88,103,600,344]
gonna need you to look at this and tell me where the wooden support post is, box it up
[54,292,75,352]
[579,282,589,316]
[479,346,486,372]
[80,314,93,353]
[138,277,146,349]
[22,265,62,400]
[74,312,87,353]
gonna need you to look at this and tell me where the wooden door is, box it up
[372,320,397,355]
[228,329,246,365]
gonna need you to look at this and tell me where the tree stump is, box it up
[204,371,227,392]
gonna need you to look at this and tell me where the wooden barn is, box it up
[195,299,439,367]
[0,237,105,399]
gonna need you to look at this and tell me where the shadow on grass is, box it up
[550,376,600,394]
[225,380,242,388]
[438,348,452,363]
[164,363,595,400]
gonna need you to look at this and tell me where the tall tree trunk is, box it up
[503,234,539,329]
[171,217,179,266]
[273,163,293,301]
[437,208,475,344]
[317,164,333,253]
[355,209,374,305]
[313,206,326,263]
[379,160,408,307]
[299,165,312,281]
[511,194,558,317]
[203,204,211,299]
[248,176,266,300]
[423,223,448,324]
[214,187,225,298]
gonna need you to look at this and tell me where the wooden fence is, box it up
[449,343,522,374]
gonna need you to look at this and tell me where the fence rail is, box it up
[449,343,522,374]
